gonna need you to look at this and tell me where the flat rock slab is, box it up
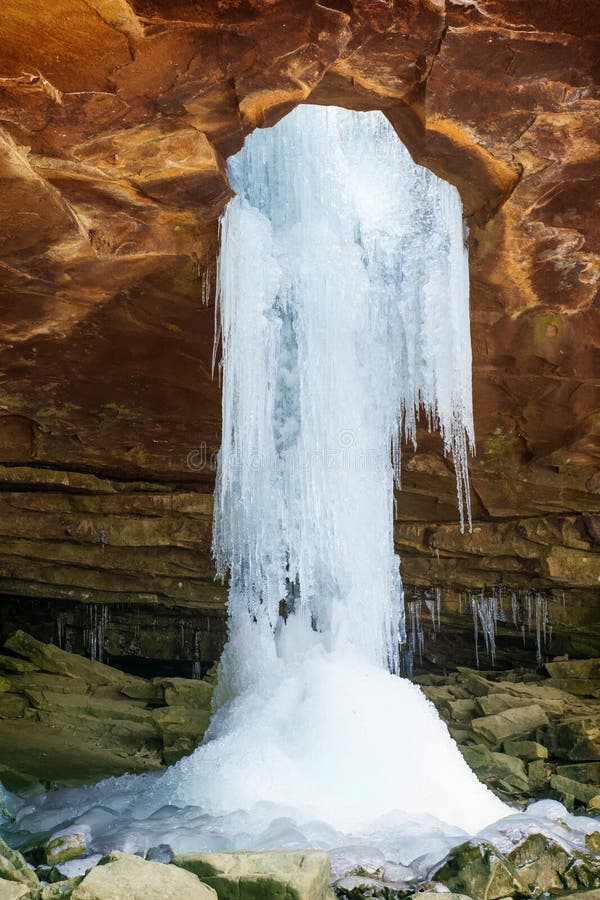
[173,850,332,900]
[0,881,34,899]
[71,852,215,900]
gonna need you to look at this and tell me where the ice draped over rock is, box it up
[214,105,474,675]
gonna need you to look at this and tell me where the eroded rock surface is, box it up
[0,1,598,616]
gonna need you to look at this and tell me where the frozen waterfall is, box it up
[193,104,505,832]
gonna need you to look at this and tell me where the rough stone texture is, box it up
[0,1,598,628]
[0,632,214,787]
[71,852,216,900]
[172,850,332,900]
[416,663,600,807]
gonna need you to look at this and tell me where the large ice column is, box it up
[199,105,506,834]
[214,104,474,676]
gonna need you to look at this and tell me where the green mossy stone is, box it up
[470,705,550,748]
[45,835,87,867]
[0,659,38,675]
[503,740,548,761]
[432,841,526,900]
[585,833,600,854]
[506,833,570,894]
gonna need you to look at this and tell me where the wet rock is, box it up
[0,634,215,786]
[432,840,526,900]
[153,678,213,710]
[550,774,599,805]
[44,834,87,867]
[173,849,332,900]
[459,745,529,797]
[70,853,215,900]
[0,696,28,719]
[152,707,211,765]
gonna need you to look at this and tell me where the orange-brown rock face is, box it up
[0,1,598,620]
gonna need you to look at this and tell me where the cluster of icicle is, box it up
[214,104,474,675]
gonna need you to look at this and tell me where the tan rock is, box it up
[71,852,216,900]
[173,850,332,900]
[471,705,550,748]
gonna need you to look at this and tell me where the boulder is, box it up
[0,840,40,894]
[470,704,549,748]
[153,679,213,710]
[476,694,533,717]
[545,659,600,699]
[0,658,38,675]
[172,850,332,900]
[550,774,599,805]
[503,740,548,760]
[408,895,472,900]
[44,834,87,867]
[459,746,529,796]
[432,840,526,900]
[542,717,600,761]
[152,708,211,764]
[0,881,36,899]
[42,878,84,899]
[70,852,215,900]
[506,833,571,894]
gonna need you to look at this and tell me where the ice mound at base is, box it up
[170,640,507,834]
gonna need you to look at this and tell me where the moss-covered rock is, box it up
[0,840,40,896]
[0,634,215,787]
[432,840,527,900]
[506,833,570,894]
[153,678,213,710]
[44,834,87,867]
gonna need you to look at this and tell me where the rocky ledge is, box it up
[418,659,600,810]
[0,630,214,792]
